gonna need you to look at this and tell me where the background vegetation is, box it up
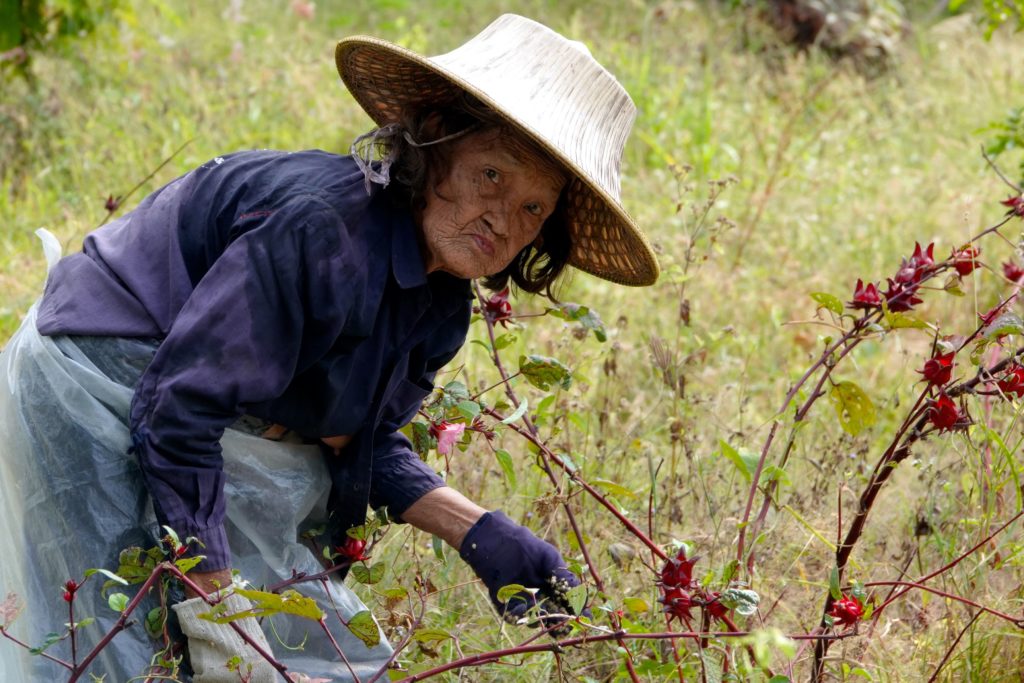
[2,0,1024,680]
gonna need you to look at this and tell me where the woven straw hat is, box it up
[335,14,659,286]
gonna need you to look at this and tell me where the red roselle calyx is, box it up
[919,351,955,386]
[929,393,961,431]
[997,365,1024,398]
[336,537,368,563]
[850,279,883,310]
[829,595,863,628]
[482,287,513,327]
[951,246,981,276]
[62,579,78,602]
[659,549,697,589]
[894,242,935,284]
[659,585,693,623]
[1003,260,1024,283]
[1002,195,1024,218]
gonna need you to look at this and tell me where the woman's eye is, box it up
[484,168,500,183]
[525,202,542,216]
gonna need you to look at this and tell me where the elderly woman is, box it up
[0,14,657,682]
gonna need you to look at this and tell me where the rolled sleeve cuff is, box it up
[167,521,231,572]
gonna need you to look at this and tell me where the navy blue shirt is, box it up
[37,151,472,571]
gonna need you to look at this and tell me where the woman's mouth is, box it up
[472,233,495,257]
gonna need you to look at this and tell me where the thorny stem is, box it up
[812,288,1023,679]
[737,316,876,567]
[67,564,291,683]
[318,577,363,683]
[0,627,73,669]
[472,283,644,682]
[394,628,854,682]
[865,581,1024,626]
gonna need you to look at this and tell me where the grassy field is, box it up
[3,0,1024,680]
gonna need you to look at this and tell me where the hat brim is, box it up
[336,36,660,287]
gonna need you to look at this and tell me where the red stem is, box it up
[865,581,1023,626]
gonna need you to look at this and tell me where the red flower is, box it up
[62,579,78,603]
[336,537,368,563]
[1003,261,1024,283]
[703,592,729,620]
[659,549,697,589]
[849,279,882,310]
[829,595,863,628]
[482,287,513,326]
[951,246,980,276]
[929,393,960,432]
[883,279,923,313]
[919,351,955,386]
[1002,195,1024,218]
[997,365,1024,398]
[659,585,693,623]
[895,242,935,284]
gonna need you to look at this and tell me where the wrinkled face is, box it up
[418,129,566,279]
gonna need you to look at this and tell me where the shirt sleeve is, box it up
[129,196,358,571]
[368,303,471,520]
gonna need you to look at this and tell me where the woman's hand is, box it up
[458,511,586,631]
[185,568,234,598]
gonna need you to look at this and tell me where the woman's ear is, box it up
[419,111,446,140]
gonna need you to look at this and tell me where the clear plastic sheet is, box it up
[0,230,392,681]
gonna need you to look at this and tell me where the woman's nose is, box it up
[483,210,509,237]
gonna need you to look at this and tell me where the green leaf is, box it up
[718,439,758,481]
[432,534,445,561]
[719,587,760,616]
[108,593,129,613]
[457,400,480,421]
[882,309,929,330]
[84,568,128,586]
[346,610,381,648]
[810,292,843,315]
[494,448,517,489]
[207,588,325,623]
[496,583,529,603]
[350,563,385,585]
[769,677,792,683]
[29,631,66,655]
[591,478,636,499]
[409,421,434,458]
[145,607,166,639]
[519,355,572,391]
[500,399,529,424]
[494,332,518,350]
[174,556,204,574]
[547,303,607,342]
[73,617,95,630]
[829,566,842,601]
[828,381,876,436]
[623,597,649,614]
[984,312,1024,339]
[566,584,588,615]
[412,627,452,644]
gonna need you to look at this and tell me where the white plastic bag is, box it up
[0,231,391,681]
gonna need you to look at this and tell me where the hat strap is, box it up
[350,123,479,195]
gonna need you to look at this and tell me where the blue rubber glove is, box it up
[459,511,587,631]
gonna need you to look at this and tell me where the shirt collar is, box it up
[389,200,429,290]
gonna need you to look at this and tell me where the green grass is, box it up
[3,0,1024,680]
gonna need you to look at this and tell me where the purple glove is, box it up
[459,511,587,629]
